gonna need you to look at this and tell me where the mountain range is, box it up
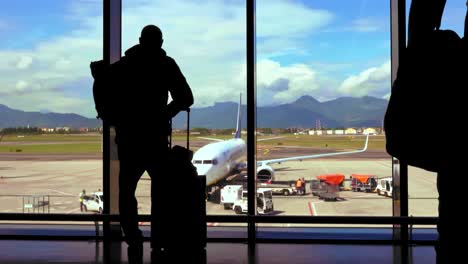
[0,96,388,129]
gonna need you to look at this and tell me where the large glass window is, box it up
[0,1,103,215]
[0,0,443,241]
[256,0,392,218]
[122,0,247,217]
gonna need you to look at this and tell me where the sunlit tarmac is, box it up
[0,158,437,219]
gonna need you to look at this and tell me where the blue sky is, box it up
[0,0,466,118]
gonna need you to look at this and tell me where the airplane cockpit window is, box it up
[203,160,213,164]
[193,160,202,164]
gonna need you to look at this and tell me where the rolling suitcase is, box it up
[152,109,207,254]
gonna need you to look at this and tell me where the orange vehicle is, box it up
[311,174,345,201]
[350,174,377,192]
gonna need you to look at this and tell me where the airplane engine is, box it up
[257,165,275,182]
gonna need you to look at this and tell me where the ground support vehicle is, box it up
[310,174,344,201]
[82,191,103,214]
[350,174,377,192]
[232,188,274,214]
[376,177,393,197]
[220,185,243,209]
[258,182,297,196]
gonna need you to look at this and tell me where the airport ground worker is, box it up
[296,178,303,195]
[301,177,306,195]
[79,189,86,212]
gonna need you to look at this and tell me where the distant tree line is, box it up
[0,127,43,135]
[171,127,288,136]
[0,127,102,135]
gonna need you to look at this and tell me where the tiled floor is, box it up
[0,240,435,264]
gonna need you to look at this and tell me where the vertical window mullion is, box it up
[247,0,257,252]
[391,0,409,261]
[103,0,122,240]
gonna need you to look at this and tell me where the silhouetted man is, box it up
[386,1,466,263]
[112,25,193,264]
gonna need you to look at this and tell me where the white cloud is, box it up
[0,0,336,117]
[257,1,334,38]
[256,59,321,105]
[349,18,384,32]
[120,0,334,107]
[16,56,33,69]
[338,60,391,97]
[15,80,29,91]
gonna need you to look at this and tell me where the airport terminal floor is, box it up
[0,240,436,264]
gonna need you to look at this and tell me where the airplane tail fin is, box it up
[234,94,242,139]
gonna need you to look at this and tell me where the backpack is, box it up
[90,60,122,126]
[384,28,464,172]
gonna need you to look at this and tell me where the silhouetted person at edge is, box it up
[387,1,467,263]
[112,25,193,264]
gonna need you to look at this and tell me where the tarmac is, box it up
[0,155,437,219]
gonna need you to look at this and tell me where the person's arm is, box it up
[166,58,194,118]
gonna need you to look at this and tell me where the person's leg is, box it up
[119,154,145,264]
[436,167,464,263]
[146,150,169,251]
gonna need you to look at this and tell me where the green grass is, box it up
[256,135,385,150]
[0,133,385,154]
[0,143,101,153]
[1,134,101,142]
[176,134,385,150]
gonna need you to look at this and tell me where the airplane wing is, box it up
[197,137,224,142]
[257,135,369,166]
[257,136,286,142]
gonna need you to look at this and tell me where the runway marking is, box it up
[308,201,319,216]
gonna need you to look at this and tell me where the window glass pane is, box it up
[256,0,391,218]
[0,1,102,215]
[122,0,246,217]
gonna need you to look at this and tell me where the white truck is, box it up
[376,177,393,197]
[258,182,297,196]
[82,191,104,214]
[232,188,274,215]
[220,185,244,210]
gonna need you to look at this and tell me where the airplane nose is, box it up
[194,165,211,176]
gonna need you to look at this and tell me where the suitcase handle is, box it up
[169,108,190,150]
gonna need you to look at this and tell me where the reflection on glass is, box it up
[256,0,391,218]
[0,1,103,215]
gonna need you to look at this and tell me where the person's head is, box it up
[82,189,86,193]
[139,25,163,50]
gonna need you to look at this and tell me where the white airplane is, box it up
[192,97,369,188]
